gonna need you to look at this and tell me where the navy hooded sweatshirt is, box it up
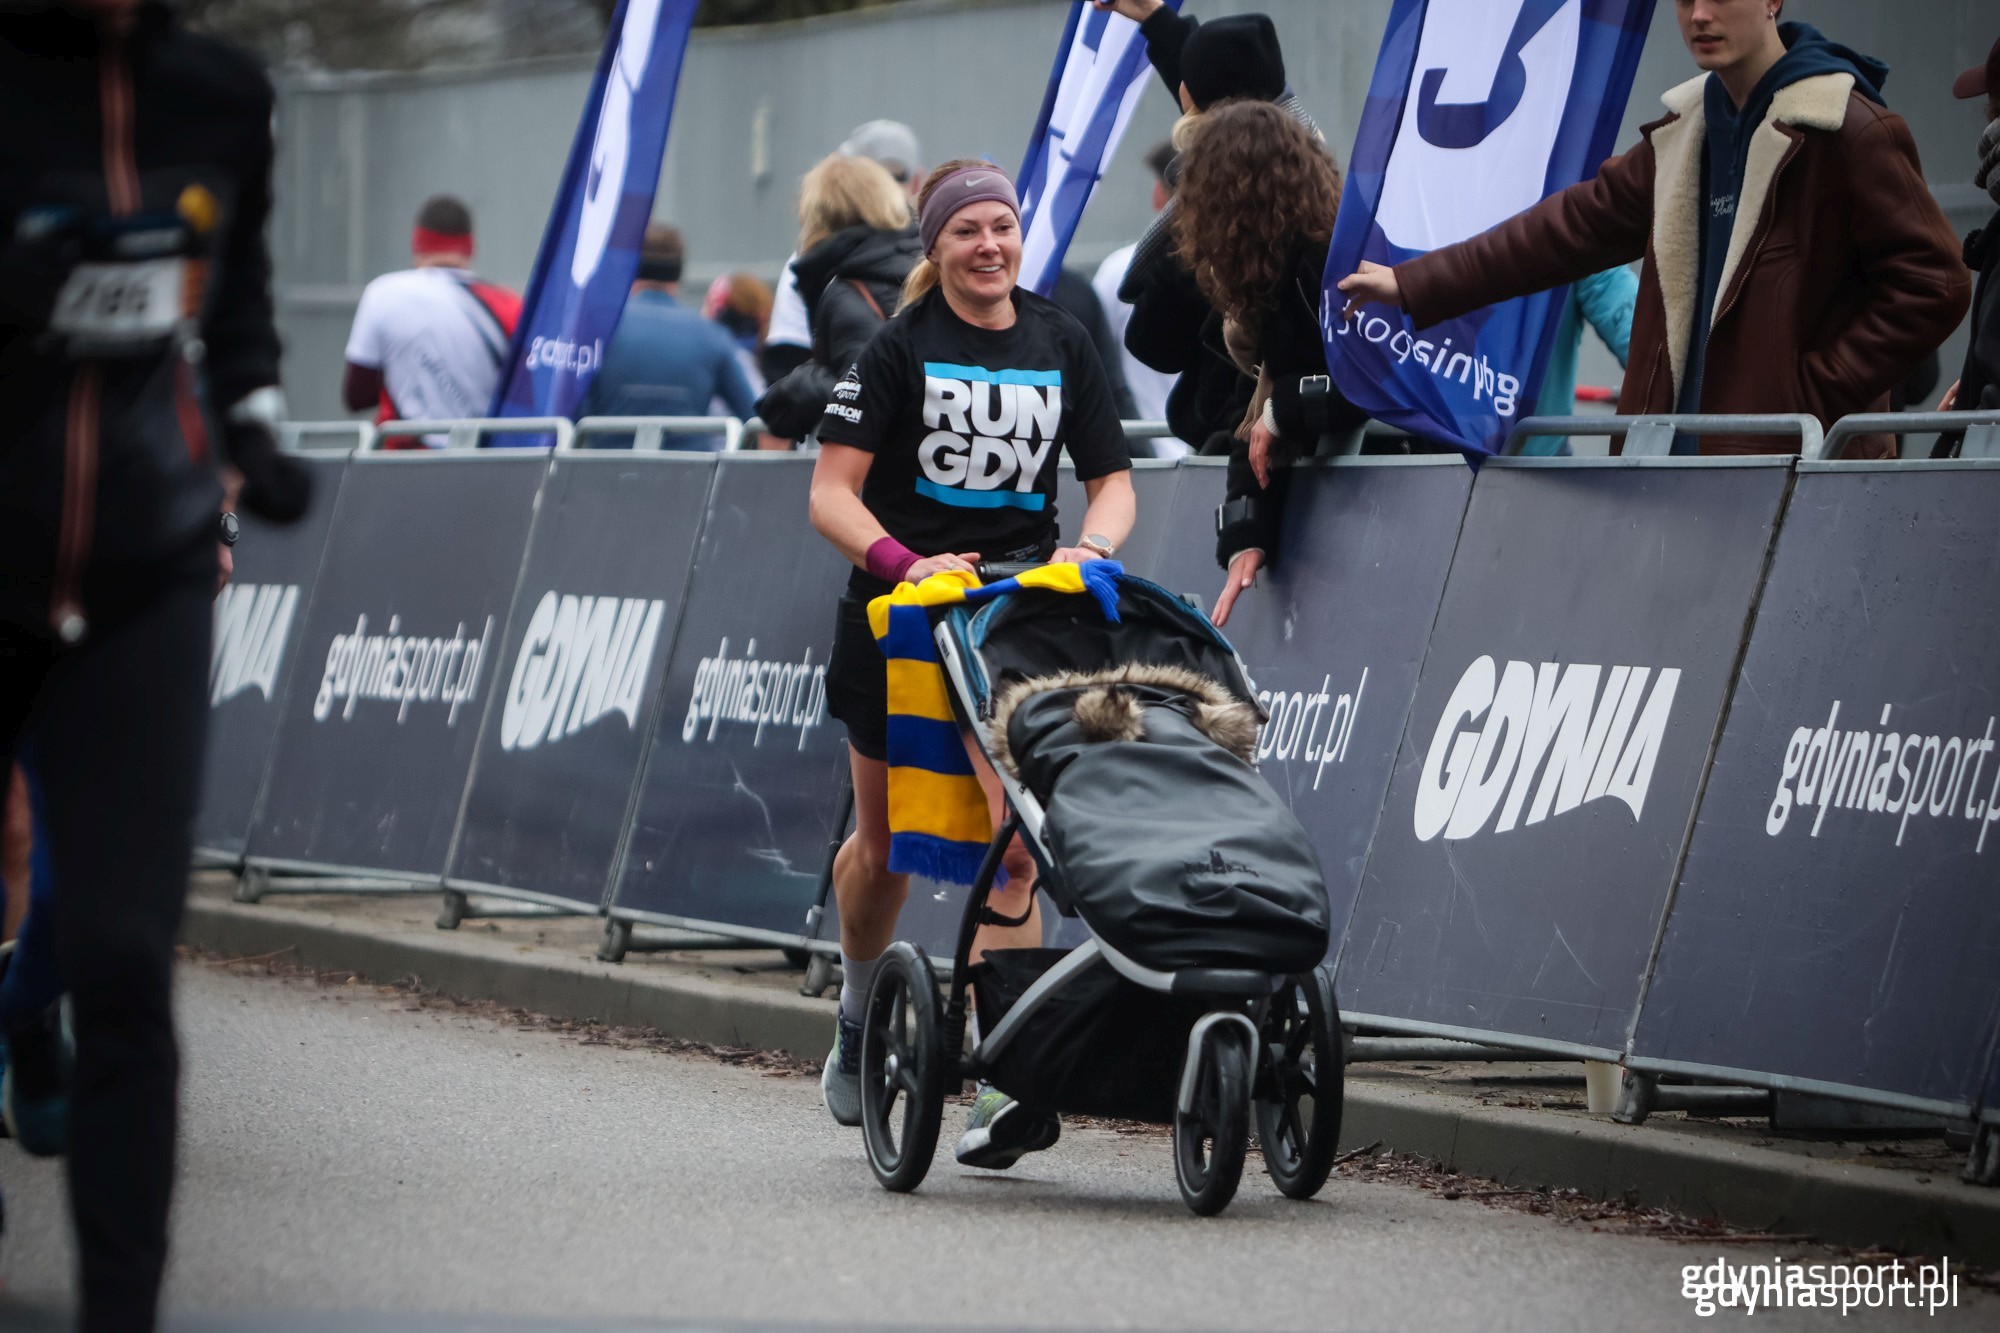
[1673,23,1890,437]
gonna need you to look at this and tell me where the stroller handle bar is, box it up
[976,560,1044,581]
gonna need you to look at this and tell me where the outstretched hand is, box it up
[1211,548,1264,629]
[1335,260,1402,323]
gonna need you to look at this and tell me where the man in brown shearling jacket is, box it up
[1336,0,1969,457]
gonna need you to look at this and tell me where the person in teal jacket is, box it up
[1519,265,1638,455]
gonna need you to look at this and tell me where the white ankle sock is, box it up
[838,950,881,1024]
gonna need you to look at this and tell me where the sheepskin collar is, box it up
[1656,69,1853,132]
[985,663,1262,780]
[1649,71,1854,402]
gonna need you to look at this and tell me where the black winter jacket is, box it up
[1215,236,1367,569]
[1937,215,2000,455]
[1,0,280,630]
[1124,259,1254,451]
[756,224,919,439]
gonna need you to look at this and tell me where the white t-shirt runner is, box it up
[344,267,522,445]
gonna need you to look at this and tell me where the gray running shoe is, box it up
[954,1086,1060,1169]
[821,1011,864,1127]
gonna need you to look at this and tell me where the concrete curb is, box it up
[182,897,2000,1266]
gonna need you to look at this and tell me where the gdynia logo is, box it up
[1254,669,1368,791]
[210,582,299,706]
[500,592,666,752]
[916,362,1060,510]
[313,613,495,726]
[1766,701,2000,853]
[1414,657,1681,841]
[682,638,827,750]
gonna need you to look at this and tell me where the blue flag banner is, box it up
[490,0,698,433]
[1016,0,1184,297]
[1324,0,1653,454]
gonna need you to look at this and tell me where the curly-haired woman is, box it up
[1171,99,1364,625]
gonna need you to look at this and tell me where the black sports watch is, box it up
[217,511,240,547]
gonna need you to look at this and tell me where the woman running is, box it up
[808,159,1136,1168]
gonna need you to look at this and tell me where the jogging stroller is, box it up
[856,567,1344,1216]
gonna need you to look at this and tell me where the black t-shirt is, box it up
[817,287,1130,593]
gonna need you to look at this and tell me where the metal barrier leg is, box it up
[1616,1070,1774,1123]
[435,890,586,929]
[236,868,434,900]
[594,912,802,964]
[1343,1037,1551,1063]
[1616,1070,1657,1124]
[617,927,790,956]
[1965,1123,2000,1186]
[234,866,269,904]
[800,953,838,999]
[799,778,854,998]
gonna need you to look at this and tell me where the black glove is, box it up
[222,418,312,524]
[1215,444,1290,570]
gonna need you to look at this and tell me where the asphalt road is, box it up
[1,964,1990,1332]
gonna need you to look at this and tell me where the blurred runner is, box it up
[1,1,310,1326]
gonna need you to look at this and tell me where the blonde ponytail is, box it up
[897,256,939,313]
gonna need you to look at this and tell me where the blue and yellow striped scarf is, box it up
[867,560,1123,885]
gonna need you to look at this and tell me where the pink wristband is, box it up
[865,535,921,585]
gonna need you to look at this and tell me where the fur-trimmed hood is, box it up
[986,663,1262,779]
[1648,70,1855,403]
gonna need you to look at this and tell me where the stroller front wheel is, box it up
[1256,965,1345,1200]
[859,941,945,1192]
[1173,1017,1252,1216]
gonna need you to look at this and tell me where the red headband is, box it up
[412,226,472,258]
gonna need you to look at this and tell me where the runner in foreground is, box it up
[807,159,1136,1167]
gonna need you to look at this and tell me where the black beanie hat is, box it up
[1180,13,1286,110]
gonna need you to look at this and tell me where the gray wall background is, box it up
[274,0,1996,421]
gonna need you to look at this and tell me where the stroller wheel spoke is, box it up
[1278,1100,1305,1157]
[1284,1015,1311,1062]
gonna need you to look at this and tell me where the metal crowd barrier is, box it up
[1506,412,1824,457]
[571,416,746,452]
[278,420,374,452]
[370,416,575,451]
[1819,410,2000,460]
[202,411,2000,1172]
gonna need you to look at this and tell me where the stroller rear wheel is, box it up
[1173,1018,1252,1216]
[1256,965,1345,1200]
[859,941,945,1192]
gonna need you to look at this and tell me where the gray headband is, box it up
[918,166,1021,256]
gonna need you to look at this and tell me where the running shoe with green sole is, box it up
[954,1086,1060,1169]
[821,1011,864,1127]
